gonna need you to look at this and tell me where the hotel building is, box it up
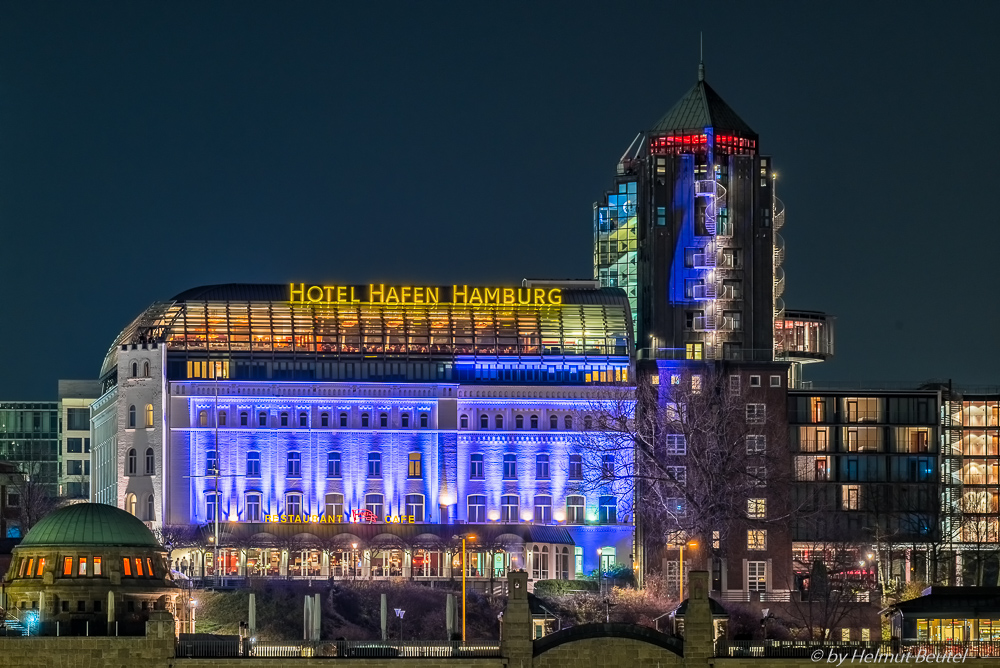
[91,281,635,586]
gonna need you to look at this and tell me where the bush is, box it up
[533,579,598,596]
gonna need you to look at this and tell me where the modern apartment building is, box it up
[57,380,101,500]
[0,402,60,499]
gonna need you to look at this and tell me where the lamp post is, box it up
[352,543,358,580]
[453,533,476,642]
[679,540,698,602]
[394,608,405,640]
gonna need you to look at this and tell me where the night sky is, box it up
[2,2,998,399]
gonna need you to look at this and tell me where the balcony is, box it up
[692,251,716,268]
[692,284,718,300]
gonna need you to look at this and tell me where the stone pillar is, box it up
[321,550,330,577]
[280,550,288,577]
[682,571,714,667]
[144,610,178,660]
[500,570,532,667]
[403,549,412,578]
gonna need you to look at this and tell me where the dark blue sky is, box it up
[2,2,998,398]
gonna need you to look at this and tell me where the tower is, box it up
[595,62,779,363]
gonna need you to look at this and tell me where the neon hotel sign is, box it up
[289,283,562,306]
[263,510,415,525]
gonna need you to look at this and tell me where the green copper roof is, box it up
[651,79,756,137]
[19,503,161,548]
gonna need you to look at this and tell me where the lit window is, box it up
[747,561,766,591]
[685,342,703,360]
[122,558,131,576]
[747,498,766,519]
[691,375,702,394]
[405,494,424,521]
[841,628,851,642]
[285,493,302,517]
[408,452,422,478]
[199,410,208,427]
[145,404,153,427]
[246,493,262,522]
[218,411,227,426]
[63,556,73,576]
[93,556,102,576]
[365,493,383,518]
[747,530,767,550]
[324,493,343,520]
[470,453,484,479]
[843,484,861,510]
[78,557,88,576]
[670,374,681,385]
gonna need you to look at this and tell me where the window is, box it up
[598,496,617,524]
[122,558,131,576]
[145,404,153,427]
[127,448,137,475]
[564,416,573,429]
[365,493,383,519]
[747,466,767,487]
[501,495,520,522]
[405,494,424,521]
[280,412,289,427]
[198,410,208,427]
[748,561,767,591]
[145,447,154,475]
[146,558,154,578]
[665,434,686,454]
[468,495,486,523]
[601,454,615,478]
[205,492,219,522]
[503,453,517,479]
[361,413,370,427]
[419,413,429,428]
[128,405,136,428]
[730,375,741,394]
[665,498,687,515]
[534,495,552,523]
[746,403,766,424]
[567,496,585,524]
[258,411,267,427]
[240,411,248,426]
[368,452,382,477]
[325,493,343,521]
[67,460,83,475]
[584,415,593,430]
[843,484,860,510]
[126,492,138,516]
[132,362,137,377]
[841,628,851,642]
[143,361,150,376]
[470,453,484,479]
[401,413,409,428]
[480,414,488,429]
[146,494,155,521]
[747,530,767,550]
[515,415,524,429]
[340,413,348,427]
[285,493,302,517]
[66,438,83,453]
[286,451,301,477]
[530,415,539,429]
[93,557,102,576]
[748,498,766,519]
[246,451,261,477]
[685,342,703,360]
[750,375,761,387]
[321,412,329,427]
[218,411,227,426]
[724,310,742,331]
[299,412,308,427]
[746,435,766,454]
[327,451,341,478]
[63,556,72,576]
[569,454,583,480]
[380,413,388,428]
[770,375,782,387]
[408,452,422,478]
[460,414,469,429]
[77,557,88,576]
[691,375,702,394]
[666,466,687,486]
[246,493,262,522]
[535,454,550,479]
[549,415,557,429]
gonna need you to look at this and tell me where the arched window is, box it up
[246,451,261,477]
[584,415,593,430]
[320,412,329,427]
[467,495,486,523]
[401,413,410,428]
[240,411,249,426]
[534,495,552,523]
[495,414,504,429]
[367,452,381,477]
[143,361,150,377]
[327,451,341,478]
[419,413,428,428]
[549,415,557,429]
[299,412,307,427]
[361,413,370,428]
[144,447,154,475]
[125,493,137,516]
[540,545,550,579]
[280,412,289,427]
[258,411,267,427]
[515,415,524,429]
[218,411,226,427]
[503,453,517,479]
[535,454,550,479]
[286,451,301,477]
[206,450,218,475]
[340,413,348,427]
[145,404,154,427]
[564,415,573,429]
[405,494,424,521]
[131,362,137,378]
[126,448,137,475]
[530,415,539,429]
[380,413,388,428]
[531,545,540,580]
[501,495,519,523]
[479,414,488,429]
[146,494,155,521]
[460,414,469,429]
[198,410,208,427]
[128,405,136,428]
[365,493,384,518]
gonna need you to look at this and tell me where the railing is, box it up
[712,590,792,603]
[692,284,718,300]
[773,234,785,266]
[716,639,1000,659]
[692,251,716,268]
[177,639,502,659]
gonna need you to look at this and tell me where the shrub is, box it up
[533,579,598,596]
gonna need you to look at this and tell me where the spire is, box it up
[698,32,705,82]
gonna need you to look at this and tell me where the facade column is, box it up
[905,550,912,583]
[238,549,246,576]
[321,551,330,577]
[403,549,412,578]
[280,550,288,577]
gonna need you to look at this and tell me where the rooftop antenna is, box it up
[698,32,705,82]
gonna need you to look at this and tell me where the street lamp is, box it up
[453,533,476,642]
[679,540,698,602]
[394,608,405,640]
[352,543,358,580]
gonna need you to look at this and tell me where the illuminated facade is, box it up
[58,380,100,500]
[91,282,635,585]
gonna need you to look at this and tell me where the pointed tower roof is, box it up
[651,71,756,137]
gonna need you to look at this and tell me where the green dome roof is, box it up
[19,503,161,548]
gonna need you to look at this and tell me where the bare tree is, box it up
[7,462,58,534]
[577,365,794,579]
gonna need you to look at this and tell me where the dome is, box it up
[19,503,161,549]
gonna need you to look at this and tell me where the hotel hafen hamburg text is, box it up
[91,281,634,584]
